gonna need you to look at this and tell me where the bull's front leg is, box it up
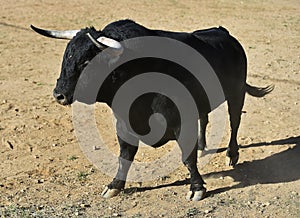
[183,144,206,201]
[101,135,138,198]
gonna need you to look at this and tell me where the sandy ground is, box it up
[0,0,299,217]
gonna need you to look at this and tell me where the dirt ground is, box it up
[1,0,299,217]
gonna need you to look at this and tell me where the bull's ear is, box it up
[86,33,123,56]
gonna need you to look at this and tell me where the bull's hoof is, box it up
[198,143,207,151]
[186,188,206,201]
[225,153,239,167]
[101,186,121,198]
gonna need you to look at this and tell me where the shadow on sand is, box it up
[124,136,300,196]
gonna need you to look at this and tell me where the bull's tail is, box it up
[245,83,274,97]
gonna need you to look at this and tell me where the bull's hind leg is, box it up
[101,135,138,198]
[226,92,245,166]
[182,144,206,201]
[198,114,208,150]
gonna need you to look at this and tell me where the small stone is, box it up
[112,213,120,217]
[37,179,44,184]
[131,201,138,207]
[291,191,298,195]
[220,176,224,180]
[2,100,7,104]
[52,143,58,147]
[74,212,79,216]
[7,141,13,149]
[274,196,279,200]
[204,209,211,214]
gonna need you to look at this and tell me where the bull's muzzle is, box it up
[53,90,69,105]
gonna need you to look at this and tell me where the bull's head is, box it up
[31,25,123,105]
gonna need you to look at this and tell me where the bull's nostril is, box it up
[56,94,65,101]
[53,91,67,104]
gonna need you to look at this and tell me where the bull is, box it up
[31,19,273,201]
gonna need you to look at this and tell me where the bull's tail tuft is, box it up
[246,83,274,97]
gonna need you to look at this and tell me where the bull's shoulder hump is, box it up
[218,26,229,34]
[102,19,152,40]
[192,26,230,38]
[191,26,233,46]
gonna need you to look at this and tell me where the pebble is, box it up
[131,201,138,207]
[7,140,14,149]
[291,191,298,195]
[262,202,271,207]
[204,209,212,214]
[93,146,99,150]
[80,203,89,208]
[37,179,44,184]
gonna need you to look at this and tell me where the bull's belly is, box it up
[138,128,176,148]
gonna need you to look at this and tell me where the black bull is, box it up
[31,19,273,201]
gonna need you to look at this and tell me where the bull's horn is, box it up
[86,33,105,49]
[86,33,123,55]
[30,25,80,40]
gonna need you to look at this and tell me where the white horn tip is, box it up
[97,37,122,50]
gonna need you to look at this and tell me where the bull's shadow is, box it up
[206,136,300,196]
[124,136,300,196]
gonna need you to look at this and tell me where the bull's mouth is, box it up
[55,98,71,106]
